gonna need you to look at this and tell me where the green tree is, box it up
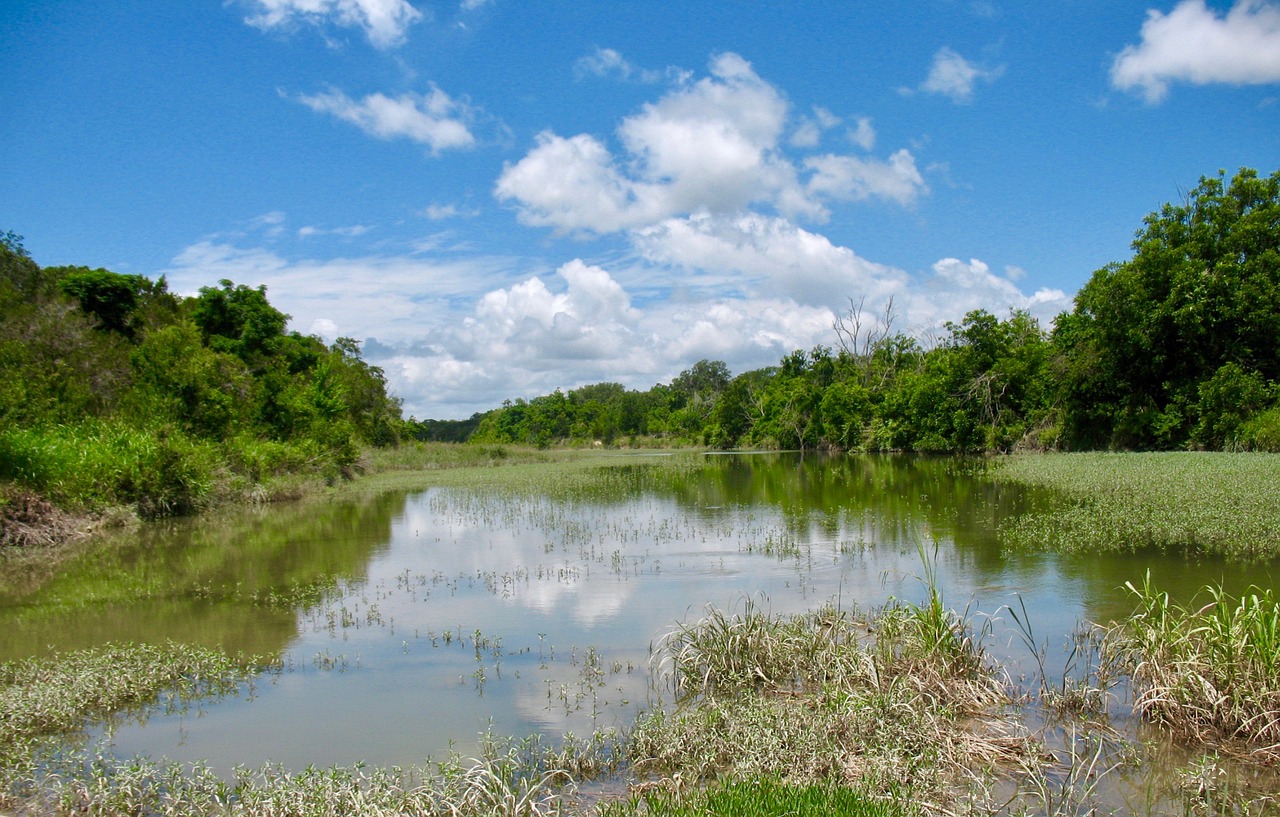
[191,279,289,363]
[1057,168,1280,449]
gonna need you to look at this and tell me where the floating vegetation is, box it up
[995,452,1280,560]
[0,642,264,764]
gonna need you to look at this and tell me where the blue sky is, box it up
[3,1,1278,419]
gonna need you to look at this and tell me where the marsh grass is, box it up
[598,777,909,817]
[0,642,262,760]
[995,452,1280,560]
[1103,575,1280,763]
[636,595,1026,804]
[4,752,575,817]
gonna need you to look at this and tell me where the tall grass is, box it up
[1103,575,1280,763]
[0,421,218,517]
[635,596,1022,804]
[996,452,1280,560]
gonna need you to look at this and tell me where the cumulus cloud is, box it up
[460,260,641,365]
[634,213,905,307]
[245,0,423,48]
[918,47,1003,102]
[908,258,1071,332]
[297,86,475,153]
[1111,0,1280,102]
[804,149,927,206]
[497,53,924,235]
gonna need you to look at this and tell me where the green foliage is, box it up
[0,421,217,517]
[52,266,157,337]
[1058,168,1280,449]
[190,278,289,362]
[0,239,404,519]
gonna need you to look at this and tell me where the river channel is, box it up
[2,452,1275,775]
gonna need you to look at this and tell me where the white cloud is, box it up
[245,0,423,48]
[1111,0,1280,102]
[574,47,687,84]
[420,203,479,220]
[804,149,928,207]
[297,86,475,154]
[497,53,923,236]
[918,47,1002,102]
[297,224,370,238]
[848,116,876,151]
[908,258,1071,332]
[634,212,906,308]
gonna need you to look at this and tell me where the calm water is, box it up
[3,452,1275,772]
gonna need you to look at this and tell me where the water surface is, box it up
[2,452,1274,772]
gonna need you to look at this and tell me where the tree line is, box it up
[2,166,1275,524]
[1,235,403,519]
[463,168,1280,454]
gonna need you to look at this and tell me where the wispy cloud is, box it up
[296,85,475,154]
[244,0,424,48]
[1112,0,1280,103]
[915,47,1003,103]
[573,47,679,83]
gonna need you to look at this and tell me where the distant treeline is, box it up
[462,168,1280,453]
[0,235,403,519]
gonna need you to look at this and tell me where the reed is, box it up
[1104,574,1280,763]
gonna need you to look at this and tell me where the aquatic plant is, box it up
[996,452,1280,560]
[597,777,908,817]
[1104,575,1280,763]
[0,641,260,759]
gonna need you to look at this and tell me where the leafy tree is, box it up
[1058,168,1280,449]
[191,279,289,363]
[53,266,155,337]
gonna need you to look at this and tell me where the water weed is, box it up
[0,642,263,767]
[995,452,1280,560]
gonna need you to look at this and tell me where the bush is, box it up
[0,421,216,517]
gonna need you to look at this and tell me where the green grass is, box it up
[632,597,1022,806]
[598,778,909,817]
[995,452,1280,560]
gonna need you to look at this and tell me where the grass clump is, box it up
[631,597,1025,807]
[995,452,1280,560]
[1103,575,1280,763]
